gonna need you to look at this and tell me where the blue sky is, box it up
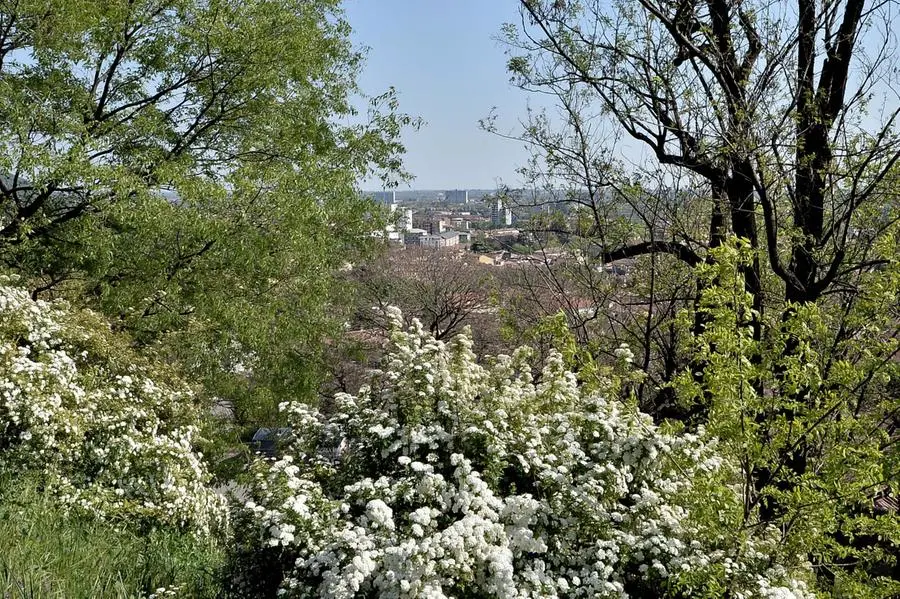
[344,2,900,191]
[344,0,531,190]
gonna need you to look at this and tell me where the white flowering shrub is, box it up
[0,278,226,535]
[230,309,814,598]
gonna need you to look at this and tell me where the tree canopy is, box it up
[0,0,415,421]
[504,0,899,306]
[495,2,899,592]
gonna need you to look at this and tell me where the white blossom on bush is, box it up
[613,342,635,364]
[231,310,813,598]
[0,278,226,535]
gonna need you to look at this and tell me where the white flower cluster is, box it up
[145,586,181,598]
[234,315,813,598]
[613,343,634,364]
[0,280,226,535]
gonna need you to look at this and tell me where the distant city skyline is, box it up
[345,0,533,190]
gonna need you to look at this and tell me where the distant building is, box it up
[399,208,414,231]
[426,219,448,234]
[371,227,402,242]
[445,189,469,204]
[477,251,507,266]
[419,231,459,248]
[370,190,397,205]
[485,228,519,239]
[450,217,470,230]
[404,228,427,245]
[490,197,512,226]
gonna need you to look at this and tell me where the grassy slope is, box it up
[0,473,225,599]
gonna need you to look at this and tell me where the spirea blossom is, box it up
[613,343,635,364]
[231,313,813,598]
[0,279,226,535]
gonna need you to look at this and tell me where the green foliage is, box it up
[0,473,224,599]
[510,310,647,403]
[0,0,416,423]
[672,238,900,597]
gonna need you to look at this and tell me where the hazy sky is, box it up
[344,0,531,190]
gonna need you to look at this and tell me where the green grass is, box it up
[0,472,226,598]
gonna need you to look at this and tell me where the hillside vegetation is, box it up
[0,0,897,597]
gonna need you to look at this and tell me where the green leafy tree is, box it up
[672,239,899,596]
[0,0,416,423]
[500,5,899,576]
[495,0,900,412]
